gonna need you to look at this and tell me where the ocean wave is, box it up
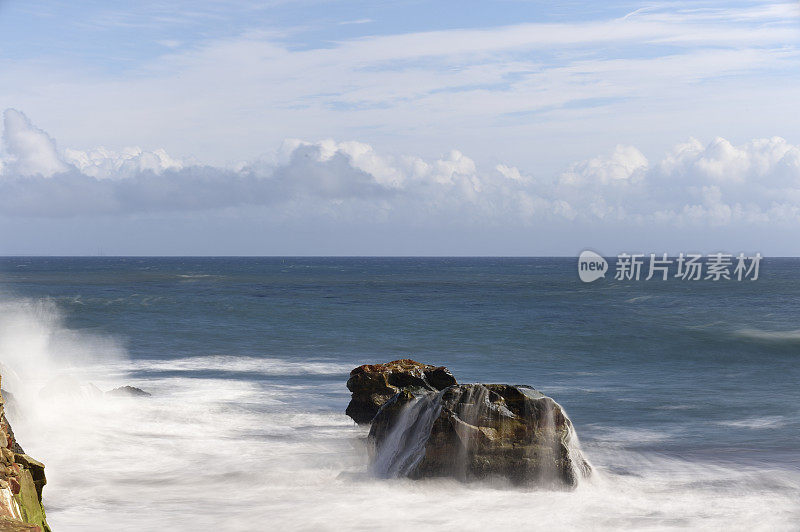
[735,328,800,343]
[176,274,221,281]
[586,427,675,445]
[125,355,355,376]
[625,295,654,303]
[17,376,798,531]
[716,416,788,429]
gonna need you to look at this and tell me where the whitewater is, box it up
[0,257,798,530]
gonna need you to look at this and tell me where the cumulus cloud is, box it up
[560,145,648,185]
[646,136,800,226]
[2,109,68,177]
[1,109,800,228]
[63,146,184,179]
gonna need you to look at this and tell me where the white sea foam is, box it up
[121,355,354,376]
[716,416,788,429]
[736,328,800,342]
[625,295,654,303]
[589,427,675,445]
[1,296,799,531]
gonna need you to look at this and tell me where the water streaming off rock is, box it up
[372,391,445,478]
[370,384,591,487]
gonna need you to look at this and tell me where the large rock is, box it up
[345,359,457,424]
[368,382,591,488]
[0,376,50,532]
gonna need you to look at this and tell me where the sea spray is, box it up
[0,293,361,529]
[0,296,126,395]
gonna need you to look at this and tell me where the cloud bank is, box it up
[2,2,798,175]
[1,109,800,229]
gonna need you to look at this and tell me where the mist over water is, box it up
[0,258,798,530]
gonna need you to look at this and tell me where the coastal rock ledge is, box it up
[0,377,50,532]
[346,359,591,488]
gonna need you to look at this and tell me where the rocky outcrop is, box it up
[0,377,50,532]
[348,361,591,488]
[345,359,457,424]
[106,386,151,398]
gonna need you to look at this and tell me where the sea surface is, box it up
[0,257,797,530]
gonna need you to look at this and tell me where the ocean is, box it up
[0,257,797,530]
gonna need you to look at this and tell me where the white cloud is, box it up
[496,164,525,183]
[1,109,800,230]
[339,19,373,26]
[0,2,797,173]
[63,146,185,179]
[658,136,800,186]
[2,109,68,177]
[560,145,648,185]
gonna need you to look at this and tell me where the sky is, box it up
[0,0,799,255]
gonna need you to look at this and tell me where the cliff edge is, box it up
[0,376,49,532]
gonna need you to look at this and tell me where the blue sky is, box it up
[1,1,799,255]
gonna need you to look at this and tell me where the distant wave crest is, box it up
[735,328,800,343]
[127,355,354,376]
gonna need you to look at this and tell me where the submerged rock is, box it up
[106,385,151,398]
[345,359,457,424]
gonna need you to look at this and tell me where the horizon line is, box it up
[0,254,791,259]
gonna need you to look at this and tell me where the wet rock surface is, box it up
[345,359,457,424]
[0,376,50,532]
[349,361,591,488]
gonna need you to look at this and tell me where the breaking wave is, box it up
[0,294,798,530]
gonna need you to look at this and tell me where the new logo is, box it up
[578,250,608,282]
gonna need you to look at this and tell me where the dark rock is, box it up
[369,383,591,488]
[345,359,457,424]
[106,386,151,398]
[365,389,418,441]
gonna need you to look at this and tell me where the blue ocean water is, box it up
[0,257,798,530]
